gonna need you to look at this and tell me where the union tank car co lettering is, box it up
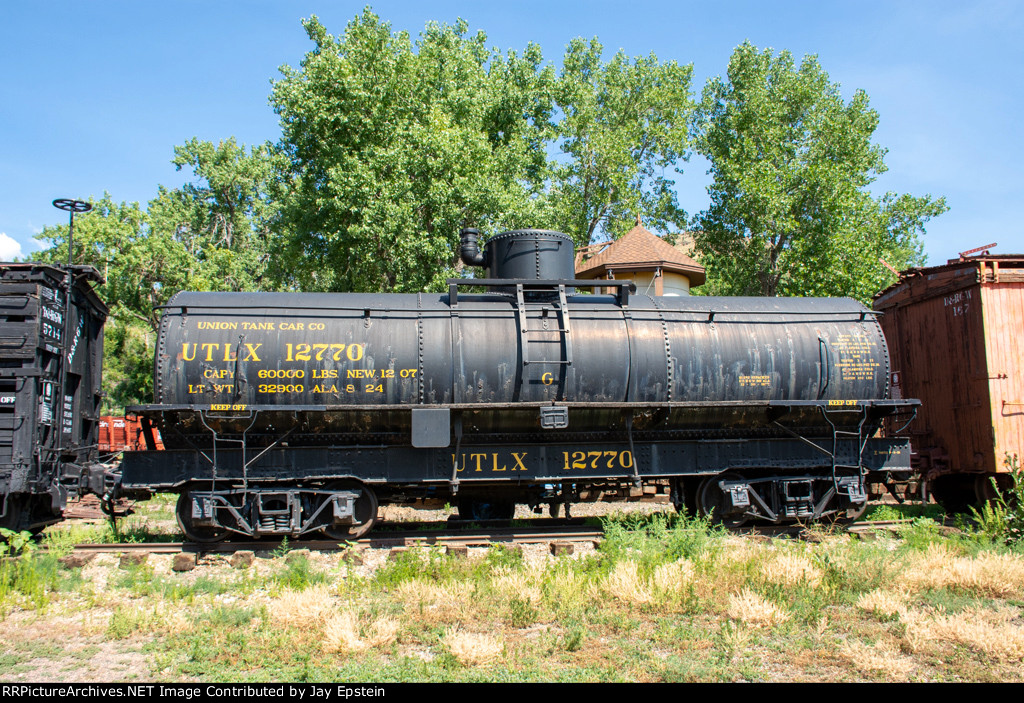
[452,452,530,472]
[277,322,326,331]
[562,450,634,471]
[286,343,364,362]
[181,343,262,362]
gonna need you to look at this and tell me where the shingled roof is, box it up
[575,222,706,287]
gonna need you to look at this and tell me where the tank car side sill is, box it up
[126,399,920,413]
[119,436,913,490]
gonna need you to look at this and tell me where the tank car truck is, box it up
[0,263,110,532]
[118,229,918,541]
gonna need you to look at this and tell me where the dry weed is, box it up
[322,610,362,653]
[108,601,191,637]
[839,639,915,680]
[490,566,542,605]
[603,560,652,605]
[652,558,696,594]
[322,609,399,654]
[855,589,907,619]
[901,606,1024,662]
[543,567,596,611]
[270,585,336,629]
[762,551,823,588]
[702,538,762,596]
[443,627,503,667]
[903,545,1024,597]
[726,588,789,627]
[392,579,476,623]
[716,538,763,567]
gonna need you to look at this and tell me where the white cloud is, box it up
[0,233,24,261]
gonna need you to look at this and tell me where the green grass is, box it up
[864,503,946,521]
[5,501,1024,682]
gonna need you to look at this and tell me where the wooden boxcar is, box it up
[873,254,1024,509]
[98,415,164,457]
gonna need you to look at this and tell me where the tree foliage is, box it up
[269,10,697,289]
[551,38,694,245]
[270,10,555,293]
[35,139,275,407]
[35,195,165,408]
[148,137,278,294]
[693,41,946,301]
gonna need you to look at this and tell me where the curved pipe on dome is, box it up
[459,228,487,268]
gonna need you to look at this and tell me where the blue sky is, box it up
[1,0,1020,268]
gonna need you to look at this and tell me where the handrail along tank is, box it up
[120,228,917,540]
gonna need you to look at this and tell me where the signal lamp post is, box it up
[50,198,92,457]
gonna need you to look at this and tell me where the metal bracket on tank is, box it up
[539,405,569,429]
[412,407,451,448]
[448,414,463,494]
[625,412,641,487]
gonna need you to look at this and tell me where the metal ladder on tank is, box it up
[515,283,574,400]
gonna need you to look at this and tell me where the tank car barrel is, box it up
[115,228,918,537]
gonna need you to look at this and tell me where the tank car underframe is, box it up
[120,399,915,537]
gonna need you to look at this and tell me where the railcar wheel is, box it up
[0,495,33,534]
[929,475,974,514]
[320,480,379,540]
[457,498,515,521]
[175,492,228,543]
[974,473,1011,505]
[697,472,749,527]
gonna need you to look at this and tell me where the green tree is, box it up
[693,41,946,301]
[270,10,555,293]
[35,139,277,407]
[551,38,694,245]
[148,137,279,293]
[35,194,186,407]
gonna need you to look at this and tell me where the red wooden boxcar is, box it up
[98,415,163,455]
[874,254,1024,509]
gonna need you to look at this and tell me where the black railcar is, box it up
[0,263,110,532]
[119,229,917,541]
